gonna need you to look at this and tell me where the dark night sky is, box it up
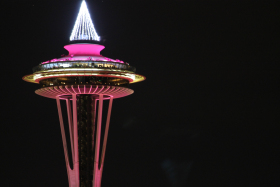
[1,0,280,186]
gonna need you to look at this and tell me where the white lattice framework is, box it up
[70,0,100,41]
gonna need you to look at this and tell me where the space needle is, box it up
[22,1,145,186]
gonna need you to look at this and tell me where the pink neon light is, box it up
[96,86,104,94]
[65,86,74,94]
[40,44,126,64]
[102,86,110,94]
[50,59,58,62]
[59,87,68,94]
[78,85,81,93]
[42,60,50,64]
[64,44,105,57]
[54,87,64,95]
[105,57,111,61]
[89,85,93,93]
[71,85,78,94]
[106,87,115,94]
[92,86,99,94]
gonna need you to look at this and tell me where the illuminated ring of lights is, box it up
[70,0,100,41]
[23,71,145,84]
[35,85,134,99]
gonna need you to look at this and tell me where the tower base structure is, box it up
[54,86,131,187]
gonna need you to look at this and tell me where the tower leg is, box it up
[99,96,113,178]
[93,95,113,187]
[66,98,74,166]
[93,94,103,187]
[72,94,80,186]
[56,96,71,184]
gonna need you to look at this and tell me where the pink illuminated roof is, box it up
[40,44,126,64]
[64,44,104,56]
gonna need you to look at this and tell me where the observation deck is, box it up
[23,43,145,99]
[23,44,145,85]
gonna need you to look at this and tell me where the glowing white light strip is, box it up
[70,0,100,41]
[33,72,136,82]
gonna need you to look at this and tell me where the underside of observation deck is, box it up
[36,85,134,99]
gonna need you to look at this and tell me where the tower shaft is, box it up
[77,95,95,187]
[56,94,113,187]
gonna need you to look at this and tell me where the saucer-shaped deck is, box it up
[35,85,134,99]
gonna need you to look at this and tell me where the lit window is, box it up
[62,63,70,68]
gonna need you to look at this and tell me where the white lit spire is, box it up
[70,0,100,41]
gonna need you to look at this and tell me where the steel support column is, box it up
[72,94,80,186]
[93,95,103,187]
[66,98,74,166]
[99,96,113,176]
[92,95,113,187]
[56,96,71,185]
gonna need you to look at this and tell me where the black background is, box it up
[1,0,279,186]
